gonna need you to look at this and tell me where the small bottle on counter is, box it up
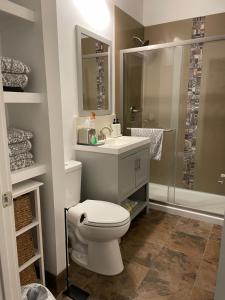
[116,118,121,137]
[111,119,118,138]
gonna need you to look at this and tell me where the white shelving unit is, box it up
[0,0,36,24]
[11,164,47,185]
[13,180,45,285]
[0,0,65,296]
[4,92,42,103]
[15,220,39,237]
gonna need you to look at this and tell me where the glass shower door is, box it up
[123,47,177,204]
[175,39,225,215]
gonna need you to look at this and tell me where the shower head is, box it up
[133,36,149,47]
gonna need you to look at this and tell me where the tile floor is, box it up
[57,209,223,300]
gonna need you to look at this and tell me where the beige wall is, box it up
[144,19,192,44]
[195,41,225,194]
[114,6,144,119]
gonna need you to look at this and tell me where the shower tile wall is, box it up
[114,6,144,125]
[144,13,225,195]
[183,17,205,189]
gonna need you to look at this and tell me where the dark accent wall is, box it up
[114,6,144,117]
[144,12,225,43]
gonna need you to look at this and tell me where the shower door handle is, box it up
[129,106,142,113]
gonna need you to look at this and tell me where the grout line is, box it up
[189,225,214,298]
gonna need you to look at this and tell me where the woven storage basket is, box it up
[17,231,35,267]
[14,193,33,231]
[20,264,37,286]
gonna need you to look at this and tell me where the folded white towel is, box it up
[131,128,164,160]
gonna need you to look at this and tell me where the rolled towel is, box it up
[131,128,164,160]
[9,140,32,157]
[67,203,88,227]
[10,152,33,164]
[8,128,33,145]
[0,57,31,74]
[10,158,34,171]
[2,73,29,89]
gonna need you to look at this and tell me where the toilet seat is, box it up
[81,200,130,228]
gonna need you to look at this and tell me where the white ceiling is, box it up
[115,0,225,26]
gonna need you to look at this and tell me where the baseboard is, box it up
[45,268,68,296]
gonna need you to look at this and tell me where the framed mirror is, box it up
[76,25,112,116]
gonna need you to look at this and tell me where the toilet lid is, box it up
[81,200,130,227]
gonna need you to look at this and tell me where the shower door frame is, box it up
[120,34,225,208]
[120,34,225,130]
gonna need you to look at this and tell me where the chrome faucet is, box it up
[98,126,112,140]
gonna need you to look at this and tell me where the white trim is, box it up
[19,251,41,273]
[12,180,43,198]
[15,220,39,237]
[0,1,36,23]
[120,35,225,54]
[11,164,47,185]
[4,92,42,104]
[149,182,225,216]
[0,54,21,299]
[149,202,224,225]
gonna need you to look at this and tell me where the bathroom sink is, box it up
[74,136,150,154]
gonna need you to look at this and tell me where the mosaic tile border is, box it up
[96,41,106,110]
[183,17,205,189]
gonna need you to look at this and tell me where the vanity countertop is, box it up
[74,136,150,154]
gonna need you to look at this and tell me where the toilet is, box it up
[65,160,131,276]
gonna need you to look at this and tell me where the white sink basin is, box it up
[74,136,150,154]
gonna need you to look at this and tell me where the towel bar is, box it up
[127,128,176,132]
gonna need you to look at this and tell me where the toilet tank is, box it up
[64,160,82,208]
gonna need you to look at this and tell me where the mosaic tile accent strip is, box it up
[96,42,106,110]
[183,17,205,189]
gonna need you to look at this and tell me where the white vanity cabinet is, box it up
[75,139,150,219]
[119,148,149,199]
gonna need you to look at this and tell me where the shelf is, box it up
[19,251,41,273]
[16,220,39,237]
[0,1,36,24]
[4,92,42,104]
[130,201,148,221]
[11,164,47,185]
[12,179,43,197]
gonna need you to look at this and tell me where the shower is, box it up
[132,35,149,47]
[120,34,225,218]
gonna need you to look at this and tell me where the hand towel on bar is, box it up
[0,57,31,74]
[131,128,164,160]
[8,128,33,145]
[8,140,32,157]
[2,73,29,89]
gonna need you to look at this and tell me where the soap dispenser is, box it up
[111,118,118,138]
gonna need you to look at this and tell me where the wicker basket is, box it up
[14,193,33,231]
[20,264,37,286]
[17,231,35,267]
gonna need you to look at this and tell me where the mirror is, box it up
[76,25,112,116]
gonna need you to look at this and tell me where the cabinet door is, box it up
[135,148,150,188]
[119,153,136,198]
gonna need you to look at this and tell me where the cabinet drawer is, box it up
[135,148,149,187]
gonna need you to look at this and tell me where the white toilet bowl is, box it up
[68,200,130,276]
